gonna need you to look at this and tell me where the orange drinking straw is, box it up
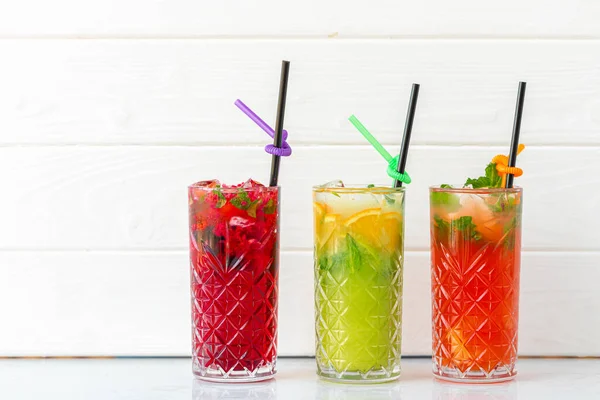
[493,144,525,188]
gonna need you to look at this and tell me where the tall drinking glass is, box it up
[429,186,522,382]
[189,179,280,382]
[313,184,405,383]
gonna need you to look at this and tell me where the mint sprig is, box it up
[464,163,502,189]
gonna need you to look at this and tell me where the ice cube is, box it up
[192,179,220,188]
[229,216,255,229]
[242,178,265,189]
[320,180,345,188]
[462,193,488,209]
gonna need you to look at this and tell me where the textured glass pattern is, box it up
[429,187,522,382]
[313,185,404,382]
[189,180,279,382]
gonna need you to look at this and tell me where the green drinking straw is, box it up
[349,115,394,161]
[348,115,411,185]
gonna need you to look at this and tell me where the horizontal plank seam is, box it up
[1,36,600,41]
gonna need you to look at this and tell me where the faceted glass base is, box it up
[317,365,401,384]
[433,363,516,383]
[193,360,277,383]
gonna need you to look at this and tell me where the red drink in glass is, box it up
[189,179,279,382]
[429,186,522,382]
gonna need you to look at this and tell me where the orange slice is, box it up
[344,208,403,252]
[314,202,327,221]
[314,203,342,248]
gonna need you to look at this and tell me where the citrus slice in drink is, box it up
[314,203,342,250]
[314,202,327,221]
[344,208,403,253]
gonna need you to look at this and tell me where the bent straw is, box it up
[269,60,291,187]
[506,82,527,188]
[394,83,420,188]
[348,115,394,161]
[234,99,289,141]
[348,115,412,185]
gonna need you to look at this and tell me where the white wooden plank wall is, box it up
[0,2,598,357]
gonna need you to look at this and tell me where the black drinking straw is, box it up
[394,83,420,188]
[506,81,527,188]
[269,60,291,187]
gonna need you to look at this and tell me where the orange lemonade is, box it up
[430,185,522,382]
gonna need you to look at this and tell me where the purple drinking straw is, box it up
[235,99,292,156]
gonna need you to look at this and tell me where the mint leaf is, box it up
[384,194,396,205]
[264,199,276,215]
[367,184,375,188]
[317,253,334,272]
[237,188,251,202]
[453,216,482,241]
[345,234,377,273]
[331,191,341,198]
[434,215,481,241]
[488,193,520,214]
[214,187,226,208]
[465,163,502,188]
[485,163,502,188]
[454,215,474,231]
[317,250,346,274]
[465,176,490,189]
[434,215,450,237]
[230,188,251,210]
[246,199,261,218]
[440,184,453,189]
[502,216,520,249]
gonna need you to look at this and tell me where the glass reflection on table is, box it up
[192,378,277,400]
[316,380,402,400]
[432,379,518,400]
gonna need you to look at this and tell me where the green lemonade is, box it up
[313,185,404,382]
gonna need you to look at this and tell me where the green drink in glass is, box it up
[313,182,405,383]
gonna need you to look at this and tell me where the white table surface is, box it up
[0,357,598,399]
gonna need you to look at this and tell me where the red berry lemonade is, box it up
[188,179,279,382]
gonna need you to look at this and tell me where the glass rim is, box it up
[188,181,280,193]
[312,183,406,193]
[429,185,522,194]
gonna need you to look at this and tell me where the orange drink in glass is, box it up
[429,186,522,382]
